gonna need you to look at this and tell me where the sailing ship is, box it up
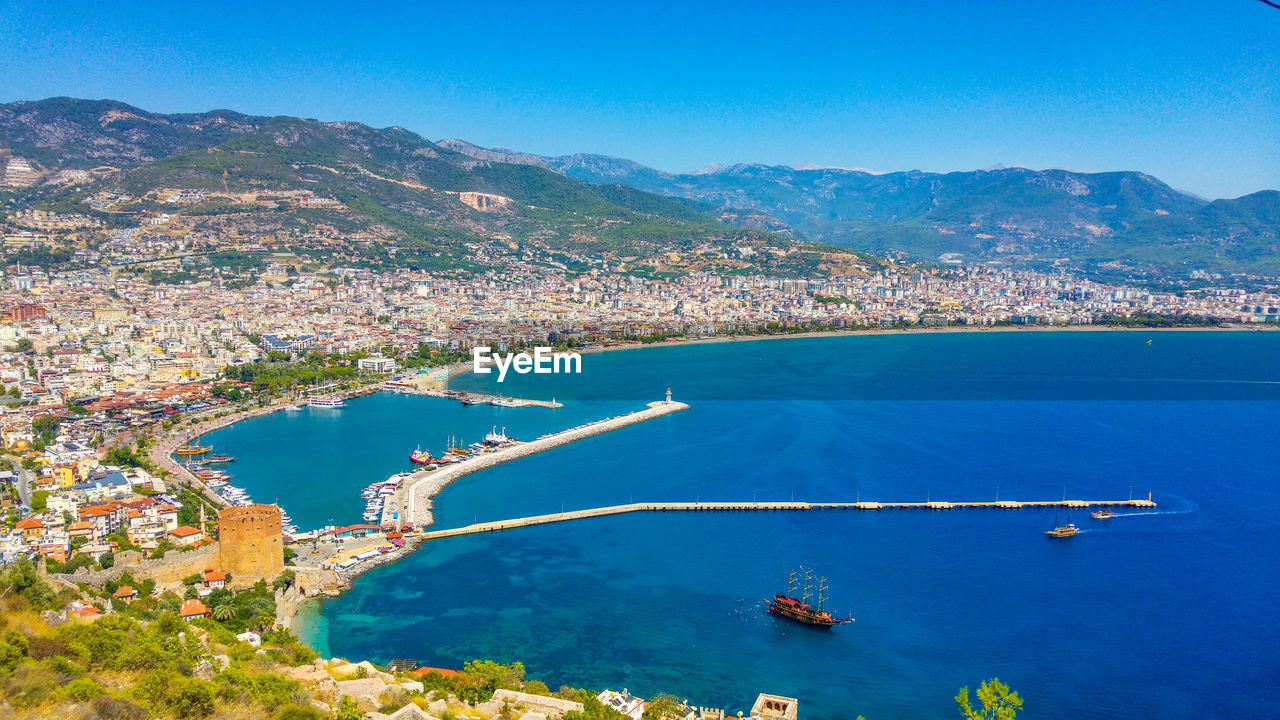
[767,568,853,628]
[1045,514,1079,537]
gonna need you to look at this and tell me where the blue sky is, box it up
[1,0,1276,198]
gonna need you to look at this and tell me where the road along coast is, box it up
[402,399,689,528]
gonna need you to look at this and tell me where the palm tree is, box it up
[212,603,233,621]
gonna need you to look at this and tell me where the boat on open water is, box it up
[766,568,853,628]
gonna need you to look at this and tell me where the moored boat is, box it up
[307,394,345,408]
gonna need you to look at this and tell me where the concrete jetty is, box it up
[403,399,689,526]
[415,496,1158,541]
[383,381,563,408]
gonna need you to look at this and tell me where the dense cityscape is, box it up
[1,2,1277,718]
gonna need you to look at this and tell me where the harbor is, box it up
[382,380,564,408]
[398,395,689,527]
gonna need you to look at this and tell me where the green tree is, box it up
[170,679,215,718]
[10,338,33,353]
[212,603,234,622]
[272,569,296,592]
[30,489,49,511]
[463,659,525,691]
[0,629,29,670]
[32,414,60,445]
[0,555,59,609]
[640,694,685,720]
[956,678,1023,720]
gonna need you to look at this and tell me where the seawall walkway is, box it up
[403,400,690,526]
[416,497,1158,541]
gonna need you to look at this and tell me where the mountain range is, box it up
[443,140,1280,278]
[0,98,866,278]
[2,97,1276,279]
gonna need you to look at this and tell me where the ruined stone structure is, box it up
[218,504,283,580]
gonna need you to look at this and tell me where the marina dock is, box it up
[402,399,690,526]
[382,382,563,408]
[416,496,1158,541]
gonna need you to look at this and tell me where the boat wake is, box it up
[1109,510,1192,518]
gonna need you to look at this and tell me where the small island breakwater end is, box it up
[403,398,689,527]
[415,496,1159,541]
[382,380,563,408]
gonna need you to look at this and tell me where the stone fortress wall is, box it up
[218,504,284,581]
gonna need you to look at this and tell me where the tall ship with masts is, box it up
[767,568,853,628]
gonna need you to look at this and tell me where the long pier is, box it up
[403,400,690,525]
[383,382,563,408]
[416,497,1157,541]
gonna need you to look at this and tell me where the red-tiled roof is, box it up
[412,667,459,678]
[179,599,209,618]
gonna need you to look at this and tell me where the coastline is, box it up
[223,324,1273,639]
[581,322,1277,356]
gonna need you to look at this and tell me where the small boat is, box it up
[1045,514,1078,538]
[204,455,235,463]
[1091,509,1114,519]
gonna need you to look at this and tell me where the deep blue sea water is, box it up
[214,331,1280,719]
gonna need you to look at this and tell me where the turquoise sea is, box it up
[207,331,1280,719]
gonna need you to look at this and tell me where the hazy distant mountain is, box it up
[437,139,1280,276]
[436,139,552,169]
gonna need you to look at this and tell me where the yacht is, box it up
[307,395,345,408]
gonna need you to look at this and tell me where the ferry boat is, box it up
[1091,509,1114,519]
[767,568,853,628]
[409,447,434,465]
[308,394,345,408]
[1045,514,1079,537]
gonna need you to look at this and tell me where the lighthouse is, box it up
[665,385,672,403]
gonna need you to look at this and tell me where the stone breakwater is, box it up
[404,400,690,528]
